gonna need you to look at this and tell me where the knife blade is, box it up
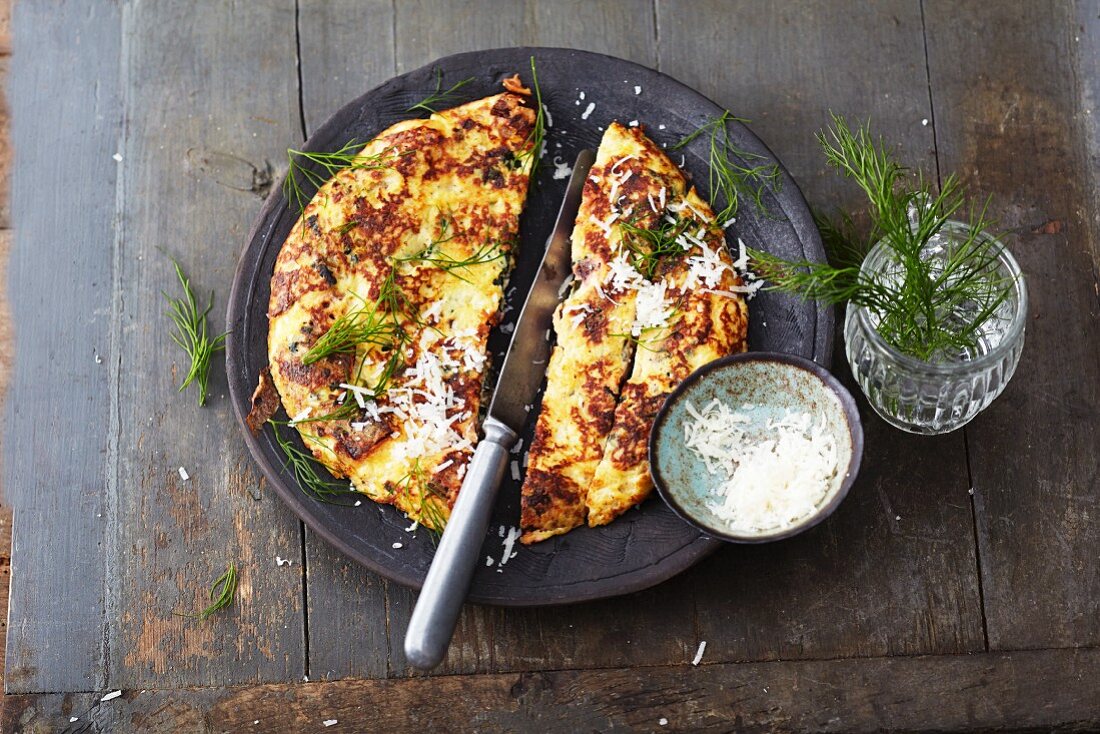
[488,147,596,432]
[404,149,596,670]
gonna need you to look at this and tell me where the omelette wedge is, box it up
[268,88,536,530]
[586,184,749,526]
[519,122,688,543]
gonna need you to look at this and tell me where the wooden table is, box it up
[4,1,1099,731]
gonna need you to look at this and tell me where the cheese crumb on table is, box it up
[692,640,707,665]
[101,690,122,702]
[178,466,189,481]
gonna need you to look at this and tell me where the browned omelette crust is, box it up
[586,184,749,526]
[268,91,534,529]
[520,123,688,544]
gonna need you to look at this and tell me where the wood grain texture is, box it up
[924,0,1100,651]
[2,0,122,693]
[5,648,1100,733]
[105,0,306,689]
[657,0,984,659]
[393,0,659,73]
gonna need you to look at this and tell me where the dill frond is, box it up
[754,113,1014,361]
[283,141,408,214]
[407,68,475,114]
[672,111,782,222]
[176,563,238,622]
[163,259,227,406]
[269,420,360,505]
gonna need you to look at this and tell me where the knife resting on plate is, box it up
[404,149,596,670]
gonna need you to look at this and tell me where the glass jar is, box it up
[844,221,1027,434]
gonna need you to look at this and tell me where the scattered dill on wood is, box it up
[163,258,227,406]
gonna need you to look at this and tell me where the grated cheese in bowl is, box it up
[683,399,840,534]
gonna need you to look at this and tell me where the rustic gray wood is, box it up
[5,1,1100,726]
[658,0,985,659]
[105,0,306,689]
[924,0,1100,651]
[2,0,122,694]
[6,648,1100,732]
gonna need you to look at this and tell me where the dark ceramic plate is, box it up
[226,47,831,606]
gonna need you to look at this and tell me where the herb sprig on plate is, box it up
[750,113,1013,361]
[283,141,408,214]
[407,68,475,114]
[269,419,361,505]
[520,56,547,188]
[672,111,782,222]
[163,259,228,407]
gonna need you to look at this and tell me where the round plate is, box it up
[226,47,831,606]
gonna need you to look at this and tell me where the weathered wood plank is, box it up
[924,0,1100,650]
[6,648,1100,732]
[393,0,659,73]
[657,0,985,660]
[2,0,122,693]
[106,0,306,689]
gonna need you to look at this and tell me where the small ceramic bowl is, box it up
[650,352,863,543]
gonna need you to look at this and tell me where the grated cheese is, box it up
[631,280,675,337]
[551,156,572,179]
[499,526,521,566]
[177,466,190,482]
[581,102,595,120]
[692,640,707,665]
[610,155,635,174]
[557,273,575,298]
[684,400,840,533]
[684,238,735,290]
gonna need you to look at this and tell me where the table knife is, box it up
[404,149,596,670]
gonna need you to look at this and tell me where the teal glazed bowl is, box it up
[650,352,863,543]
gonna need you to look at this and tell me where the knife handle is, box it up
[404,416,517,670]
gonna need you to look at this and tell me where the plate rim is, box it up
[225,45,832,606]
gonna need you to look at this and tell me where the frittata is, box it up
[268,88,535,530]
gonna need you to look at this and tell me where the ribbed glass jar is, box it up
[843,222,1027,435]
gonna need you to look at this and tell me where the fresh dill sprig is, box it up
[163,259,227,406]
[407,68,475,114]
[301,291,400,366]
[672,111,782,222]
[519,56,547,188]
[283,141,407,214]
[396,219,507,283]
[177,563,238,622]
[269,419,361,505]
[618,216,693,279]
[751,113,1013,362]
[406,462,447,541]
